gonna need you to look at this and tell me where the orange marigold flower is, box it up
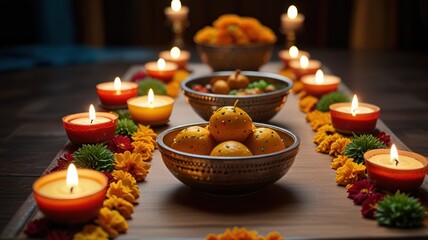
[336,161,367,186]
[107,180,138,204]
[316,124,336,134]
[266,231,285,240]
[132,124,157,147]
[103,196,134,219]
[331,155,354,170]
[112,170,139,198]
[95,207,128,238]
[194,26,217,44]
[313,130,328,145]
[114,151,151,181]
[213,14,241,30]
[299,96,318,113]
[316,133,342,154]
[132,141,154,161]
[310,117,331,131]
[329,137,352,157]
[74,224,109,240]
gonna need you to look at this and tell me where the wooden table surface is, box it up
[2,61,428,239]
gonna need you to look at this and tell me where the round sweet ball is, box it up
[171,126,217,155]
[210,141,253,156]
[245,127,285,155]
[209,106,253,143]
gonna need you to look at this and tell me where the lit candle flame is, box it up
[351,95,359,117]
[157,58,166,70]
[66,163,79,194]
[89,104,96,124]
[170,46,181,59]
[300,55,309,69]
[287,5,298,19]
[148,88,154,107]
[289,46,299,58]
[315,70,324,84]
[171,0,181,12]
[390,144,399,166]
[114,77,121,95]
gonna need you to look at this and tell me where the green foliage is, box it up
[375,191,426,228]
[344,134,385,164]
[73,144,114,172]
[138,78,167,96]
[116,118,138,138]
[316,91,350,112]
[114,109,132,120]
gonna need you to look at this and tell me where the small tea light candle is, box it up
[289,55,321,79]
[364,144,428,192]
[33,164,108,224]
[329,95,380,134]
[301,70,341,97]
[159,46,190,69]
[127,89,174,126]
[62,104,118,145]
[96,77,138,109]
[278,46,310,68]
[145,58,178,83]
[164,0,189,23]
[281,5,305,32]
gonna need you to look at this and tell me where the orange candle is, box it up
[278,46,310,68]
[159,46,190,69]
[289,55,321,79]
[127,89,174,126]
[364,144,428,192]
[33,164,108,224]
[301,70,341,97]
[145,58,178,83]
[96,77,138,109]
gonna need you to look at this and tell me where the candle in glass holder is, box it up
[33,164,108,224]
[289,55,321,79]
[159,46,190,69]
[278,46,310,69]
[364,144,428,192]
[62,104,118,145]
[96,77,138,109]
[281,5,305,32]
[329,95,380,134]
[127,89,174,126]
[164,0,189,23]
[145,58,178,83]
[301,70,341,97]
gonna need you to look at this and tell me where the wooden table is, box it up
[2,63,427,239]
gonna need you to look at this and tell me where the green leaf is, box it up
[316,91,350,112]
[73,144,114,172]
[116,118,138,138]
[344,134,386,164]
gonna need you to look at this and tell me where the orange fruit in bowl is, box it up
[171,126,217,155]
[210,141,253,156]
[209,105,253,143]
[245,127,286,155]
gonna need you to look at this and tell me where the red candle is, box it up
[145,58,178,83]
[301,70,341,97]
[62,105,118,145]
[364,144,428,192]
[329,95,380,134]
[96,77,138,109]
[289,55,321,79]
[159,46,190,69]
[33,164,108,224]
[278,46,310,69]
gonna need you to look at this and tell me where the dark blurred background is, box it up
[1,0,427,49]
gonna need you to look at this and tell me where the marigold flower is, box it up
[299,96,318,113]
[310,117,331,131]
[305,110,330,124]
[95,207,128,238]
[347,179,377,205]
[329,137,352,157]
[331,155,353,170]
[266,231,285,240]
[316,124,336,134]
[313,130,328,145]
[316,133,342,154]
[194,26,216,44]
[74,224,109,240]
[107,136,134,153]
[107,180,138,204]
[114,151,151,181]
[132,141,154,161]
[104,196,135,219]
[336,161,366,186]
[206,227,260,240]
[361,193,385,219]
[132,124,157,148]
[112,170,139,198]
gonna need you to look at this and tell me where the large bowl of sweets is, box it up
[194,14,276,71]
[157,105,300,195]
[181,70,293,122]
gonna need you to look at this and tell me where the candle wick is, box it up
[394,158,399,166]
[70,186,74,194]
[90,119,93,124]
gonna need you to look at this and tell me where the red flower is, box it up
[45,153,74,174]
[24,218,52,237]
[347,179,377,205]
[373,130,391,147]
[131,71,147,82]
[108,136,134,153]
[361,193,385,219]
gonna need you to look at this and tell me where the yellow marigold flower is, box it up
[206,227,259,240]
[107,180,138,204]
[299,96,318,113]
[132,124,157,147]
[132,141,154,161]
[298,90,308,99]
[310,117,331,131]
[313,130,328,145]
[112,170,139,198]
[336,161,366,186]
[329,137,352,157]
[172,69,189,83]
[114,151,151,181]
[166,82,180,98]
[316,133,342,154]
[104,196,134,219]
[305,109,323,122]
[316,124,336,134]
[331,155,353,170]
[278,69,296,83]
[74,224,109,240]
[95,207,128,238]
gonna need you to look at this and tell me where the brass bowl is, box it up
[181,71,293,122]
[196,43,274,71]
[157,122,300,195]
